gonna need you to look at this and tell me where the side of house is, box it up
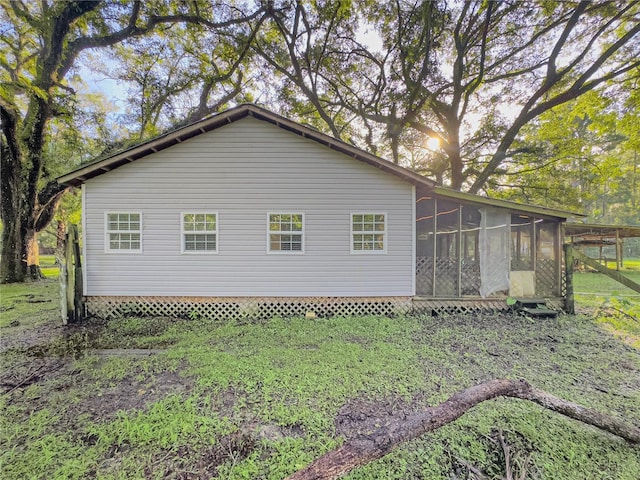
[82,117,416,299]
[60,104,579,319]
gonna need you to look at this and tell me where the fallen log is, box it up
[286,378,640,480]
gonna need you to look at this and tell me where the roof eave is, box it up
[432,186,584,220]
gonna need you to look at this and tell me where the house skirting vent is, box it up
[84,296,565,320]
[84,296,414,321]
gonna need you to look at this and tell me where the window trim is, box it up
[105,211,142,254]
[350,212,387,254]
[181,211,219,254]
[267,212,305,254]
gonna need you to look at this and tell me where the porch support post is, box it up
[532,217,537,269]
[457,205,462,297]
[555,223,563,296]
[412,186,416,296]
[432,198,437,297]
[564,243,575,314]
[616,229,622,271]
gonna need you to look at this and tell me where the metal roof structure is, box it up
[432,186,582,221]
[565,223,640,239]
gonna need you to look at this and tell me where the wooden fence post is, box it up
[563,244,575,315]
[60,225,84,323]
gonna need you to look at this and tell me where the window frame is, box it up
[267,212,305,254]
[105,212,143,253]
[181,211,219,254]
[350,212,387,254]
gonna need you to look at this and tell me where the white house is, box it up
[58,104,578,319]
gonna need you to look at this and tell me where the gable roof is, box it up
[57,103,437,189]
[57,103,582,220]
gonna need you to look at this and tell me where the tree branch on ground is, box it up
[286,378,640,480]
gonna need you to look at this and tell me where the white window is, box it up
[351,213,386,253]
[182,213,218,253]
[106,212,142,253]
[268,213,304,253]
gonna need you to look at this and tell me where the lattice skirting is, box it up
[85,296,414,321]
[85,296,567,321]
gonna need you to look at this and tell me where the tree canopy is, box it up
[0,0,267,282]
[254,0,640,192]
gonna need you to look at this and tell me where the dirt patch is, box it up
[335,395,419,438]
[74,370,195,422]
[139,432,256,479]
[2,355,193,421]
[0,322,66,354]
[0,356,67,395]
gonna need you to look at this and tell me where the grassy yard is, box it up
[1,273,639,479]
[39,254,60,279]
[574,269,640,304]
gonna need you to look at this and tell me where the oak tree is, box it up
[0,0,266,282]
[257,0,640,193]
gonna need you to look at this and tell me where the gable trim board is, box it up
[59,104,579,222]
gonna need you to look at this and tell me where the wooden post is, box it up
[563,244,575,314]
[457,205,462,297]
[62,225,84,323]
[599,245,603,265]
[72,224,84,322]
[616,229,622,271]
[59,254,68,325]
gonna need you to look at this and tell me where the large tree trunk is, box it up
[0,218,43,282]
[0,110,27,283]
[287,379,640,480]
[0,213,27,283]
[26,230,44,280]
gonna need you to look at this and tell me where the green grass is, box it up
[39,255,60,279]
[0,278,59,329]
[1,280,639,479]
[574,270,640,299]
[0,255,59,329]
[573,253,639,312]
[572,260,640,348]
[1,274,639,479]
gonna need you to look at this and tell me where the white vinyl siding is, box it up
[182,213,217,254]
[268,213,304,253]
[105,212,141,253]
[351,213,386,253]
[83,117,414,297]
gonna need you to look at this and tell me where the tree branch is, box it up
[59,3,267,81]
[286,379,640,480]
[34,180,68,232]
[545,1,589,85]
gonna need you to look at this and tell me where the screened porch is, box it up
[415,189,564,299]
